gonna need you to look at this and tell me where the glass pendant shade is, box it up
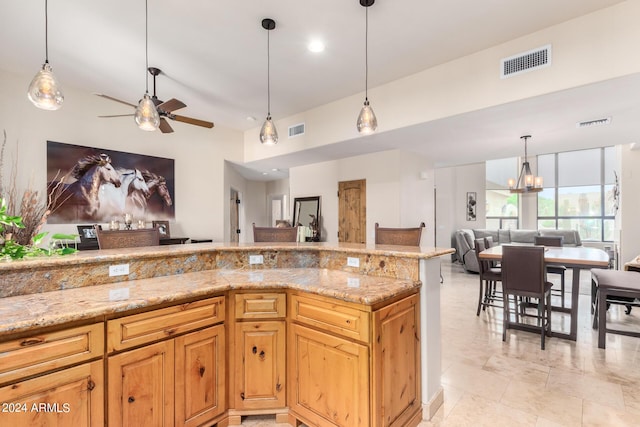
[357,100,377,134]
[260,115,278,145]
[27,62,64,110]
[135,93,160,131]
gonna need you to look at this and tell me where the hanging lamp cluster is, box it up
[134,0,160,131]
[28,0,64,110]
[508,135,543,193]
[260,18,278,145]
[356,0,377,135]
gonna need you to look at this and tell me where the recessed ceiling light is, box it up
[246,116,257,122]
[307,40,325,53]
[262,172,269,175]
[271,168,279,172]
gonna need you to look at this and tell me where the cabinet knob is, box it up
[128,396,135,403]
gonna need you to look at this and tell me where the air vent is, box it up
[500,44,551,78]
[288,123,305,138]
[576,117,611,128]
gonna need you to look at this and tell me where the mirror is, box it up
[293,196,321,241]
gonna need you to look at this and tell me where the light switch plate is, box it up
[347,257,360,268]
[109,264,130,276]
[249,255,264,265]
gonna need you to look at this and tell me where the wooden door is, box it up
[175,325,226,427]
[234,321,286,409]
[108,340,175,427]
[288,323,369,427]
[230,188,240,243]
[338,179,366,243]
[0,361,104,427]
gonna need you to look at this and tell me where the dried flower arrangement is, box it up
[0,130,77,260]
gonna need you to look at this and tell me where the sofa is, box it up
[454,228,583,273]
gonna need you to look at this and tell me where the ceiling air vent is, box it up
[500,44,551,78]
[576,117,611,128]
[288,123,305,138]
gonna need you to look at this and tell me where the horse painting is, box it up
[54,153,122,218]
[99,168,150,218]
[141,170,173,206]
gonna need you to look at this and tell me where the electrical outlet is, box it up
[347,257,360,268]
[249,255,264,265]
[109,288,130,301]
[109,264,130,276]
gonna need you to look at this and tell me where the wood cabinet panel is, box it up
[234,292,286,319]
[290,294,368,342]
[288,323,369,427]
[175,325,226,427]
[107,297,224,352]
[0,323,103,385]
[0,360,104,427]
[108,340,175,427]
[234,321,285,409]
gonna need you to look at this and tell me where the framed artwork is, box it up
[466,192,477,221]
[153,220,170,238]
[46,141,175,224]
[77,225,100,243]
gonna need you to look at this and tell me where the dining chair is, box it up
[474,238,502,316]
[95,227,160,249]
[252,223,298,242]
[534,235,566,308]
[374,222,425,246]
[501,245,553,350]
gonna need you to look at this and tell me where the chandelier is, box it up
[508,135,543,193]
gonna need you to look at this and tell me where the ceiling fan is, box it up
[96,67,214,133]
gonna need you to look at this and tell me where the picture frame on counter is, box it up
[152,220,170,238]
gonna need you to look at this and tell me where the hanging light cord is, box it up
[144,0,149,94]
[44,0,49,64]
[267,27,271,117]
[364,5,369,101]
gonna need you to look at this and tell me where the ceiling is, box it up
[1,0,637,179]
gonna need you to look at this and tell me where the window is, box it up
[537,147,615,241]
[486,158,519,229]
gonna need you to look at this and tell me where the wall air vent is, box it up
[500,44,551,78]
[576,117,611,128]
[288,123,305,138]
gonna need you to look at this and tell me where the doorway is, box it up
[338,179,366,243]
[230,188,239,243]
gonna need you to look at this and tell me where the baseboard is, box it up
[422,386,444,420]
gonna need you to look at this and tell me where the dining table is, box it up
[479,245,610,341]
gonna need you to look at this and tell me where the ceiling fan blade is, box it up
[159,118,174,134]
[171,114,215,129]
[94,93,136,108]
[157,98,186,113]
[98,114,135,118]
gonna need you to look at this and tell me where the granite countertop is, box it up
[0,268,420,336]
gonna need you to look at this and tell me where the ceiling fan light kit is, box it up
[260,18,279,145]
[356,0,377,135]
[508,135,543,193]
[135,0,160,131]
[28,0,64,110]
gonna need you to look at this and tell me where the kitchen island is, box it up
[0,242,453,426]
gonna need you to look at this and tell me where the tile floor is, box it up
[239,259,640,427]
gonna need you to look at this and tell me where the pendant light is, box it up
[134,0,160,131]
[508,135,543,193]
[356,0,377,135]
[27,0,64,110]
[260,18,278,145]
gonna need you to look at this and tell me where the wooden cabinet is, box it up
[288,292,421,427]
[0,323,104,427]
[107,297,226,427]
[229,292,287,422]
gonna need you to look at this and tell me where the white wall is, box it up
[0,68,243,243]
[619,144,640,264]
[290,150,433,245]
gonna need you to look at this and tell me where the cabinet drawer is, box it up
[0,323,104,385]
[107,297,224,352]
[235,293,286,319]
[289,294,369,342]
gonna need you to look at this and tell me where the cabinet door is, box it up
[234,321,285,409]
[288,323,369,427]
[372,294,421,427]
[0,360,103,427]
[175,325,226,427]
[108,340,175,427]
